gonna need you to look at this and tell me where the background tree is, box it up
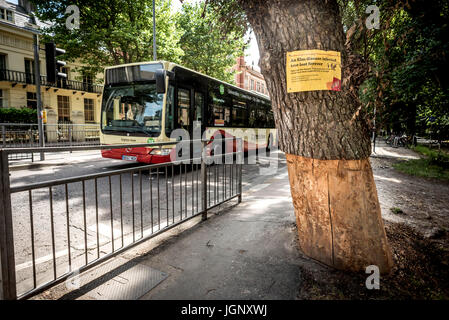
[177,1,246,83]
[32,0,184,79]
[341,0,449,143]
[32,0,247,83]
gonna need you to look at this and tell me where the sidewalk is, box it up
[35,168,309,300]
[141,172,301,300]
[371,139,421,160]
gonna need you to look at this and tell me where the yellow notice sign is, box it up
[286,50,341,93]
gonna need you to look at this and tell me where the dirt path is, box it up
[297,143,449,299]
[371,143,449,237]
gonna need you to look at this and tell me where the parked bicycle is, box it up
[385,133,412,148]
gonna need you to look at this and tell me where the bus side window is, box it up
[258,107,267,128]
[224,105,231,126]
[232,99,246,127]
[267,108,275,128]
[165,85,175,137]
[248,104,257,128]
[209,91,229,127]
[194,92,204,123]
[177,88,190,130]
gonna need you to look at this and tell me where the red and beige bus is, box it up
[100,61,276,163]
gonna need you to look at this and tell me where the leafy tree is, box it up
[31,0,184,79]
[207,0,393,272]
[177,1,246,83]
[343,0,449,141]
[31,0,247,83]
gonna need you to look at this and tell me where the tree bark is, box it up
[240,0,393,272]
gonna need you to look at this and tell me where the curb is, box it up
[9,153,104,172]
[9,161,69,172]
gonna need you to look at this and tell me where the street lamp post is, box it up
[153,0,157,61]
[33,34,45,161]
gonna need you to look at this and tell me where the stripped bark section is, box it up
[287,154,393,273]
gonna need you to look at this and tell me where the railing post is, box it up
[29,126,32,149]
[1,125,5,148]
[237,138,243,204]
[69,126,73,153]
[0,150,17,300]
[201,140,208,221]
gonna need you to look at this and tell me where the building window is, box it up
[83,74,93,84]
[0,9,14,22]
[57,95,70,122]
[0,53,6,70]
[250,79,254,91]
[84,98,95,122]
[261,84,265,94]
[58,67,69,88]
[83,73,93,92]
[24,58,34,84]
[0,89,6,107]
[27,92,37,109]
[256,82,261,92]
[6,10,13,22]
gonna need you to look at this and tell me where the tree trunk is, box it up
[240,0,393,272]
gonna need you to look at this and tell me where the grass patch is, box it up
[390,207,405,215]
[393,145,449,181]
[412,145,449,162]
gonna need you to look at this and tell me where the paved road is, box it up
[9,150,287,297]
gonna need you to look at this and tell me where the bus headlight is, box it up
[150,148,172,156]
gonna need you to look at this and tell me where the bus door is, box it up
[193,91,205,159]
[193,91,205,135]
[177,87,204,136]
[177,87,191,134]
[176,87,205,157]
[176,87,191,159]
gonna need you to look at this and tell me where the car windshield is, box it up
[101,83,164,137]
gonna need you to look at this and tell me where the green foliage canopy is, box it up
[177,1,246,83]
[341,0,449,139]
[31,0,247,84]
[31,0,183,79]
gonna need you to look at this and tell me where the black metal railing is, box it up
[0,139,243,300]
[1,123,101,162]
[0,69,103,94]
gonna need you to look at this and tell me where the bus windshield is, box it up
[101,83,164,137]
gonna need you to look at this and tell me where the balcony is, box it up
[0,69,103,94]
